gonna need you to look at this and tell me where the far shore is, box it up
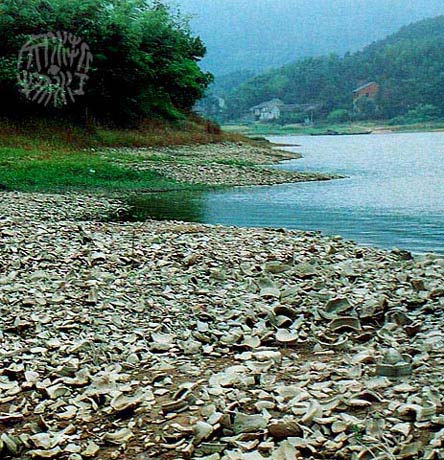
[223,120,444,137]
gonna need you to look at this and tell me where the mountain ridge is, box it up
[221,15,444,121]
[175,0,444,75]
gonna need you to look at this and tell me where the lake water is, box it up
[126,132,444,253]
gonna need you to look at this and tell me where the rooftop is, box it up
[352,81,378,93]
[250,98,284,111]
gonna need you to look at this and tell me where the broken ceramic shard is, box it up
[1,190,444,460]
[376,348,412,378]
[103,428,133,445]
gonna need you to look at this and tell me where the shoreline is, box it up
[0,200,443,459]
[0,140,340,198]
[100,142,339,188]
[223,122,444,137]
[0,141,442,460]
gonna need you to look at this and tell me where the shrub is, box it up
[352,98,379,120]
[327,108,350,123]
[388,104,441,125]
[279,111,308,125]
[205,120,221,135]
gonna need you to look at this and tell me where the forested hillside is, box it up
[178,0,444,75]
[224,16,444,123]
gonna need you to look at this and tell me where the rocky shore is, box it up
[100,142,338,187]
[0,192,443,460]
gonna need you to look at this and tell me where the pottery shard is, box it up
[1,433,21,456]
[396,441,422,459]
[260,286,281,298]
[103,428,133,445]
[258,278,280,298]
[30,433,58,450]
[233,413,268,434]
[29,447,63,458]
[264,261,292,274]
[193,421,214,445]
[0,412,24,424]
[294,263,317,278]
[268,419,302,439]
[82,441,100,458]
[376,349,412,378]
[397,402,436,422]
[151,332,174,351]
[252,350,282,363]
[275,329,299,345]
[322,297,352,319]
[110,393,142,413]
[328,316,362,333]
[391,422,411,437]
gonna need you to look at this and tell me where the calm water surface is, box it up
[130,132,444,253]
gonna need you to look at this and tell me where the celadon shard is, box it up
[0,195,443,459]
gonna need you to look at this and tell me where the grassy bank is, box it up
[0,117,339,195]
[0,146,194,193]
[0,117,242,193]
[224,120,444,136]
[0,117,240,151]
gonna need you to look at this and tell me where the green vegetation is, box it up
[0,147,185,193]
[224,120,444,136]
[327,109,350,124]
[222,16,444,124]
[388,104,442,125]
[0,0,212,126]
[0,1,238,193]
[0,117,241,193]
[0,117,231,151]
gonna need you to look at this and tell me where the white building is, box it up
[250,98,284,121]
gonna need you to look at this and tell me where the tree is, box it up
[327,109,350,123]
[0,0,212,126]
[353,98,378,120]
[224,16,444,122]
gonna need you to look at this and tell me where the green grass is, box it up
[386,120,444,132]
[223,119,444,136]
[224,122,373,136]
[0,117,246,194]
[0,147,195,193]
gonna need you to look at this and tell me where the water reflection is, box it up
[115,191,205,223]
[109,132,444,254]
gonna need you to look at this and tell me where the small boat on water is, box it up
[310,129,372,136]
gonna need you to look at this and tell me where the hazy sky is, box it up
[174,0,444,74]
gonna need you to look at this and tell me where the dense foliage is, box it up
[224,16,444,122]
[0,0,212,125]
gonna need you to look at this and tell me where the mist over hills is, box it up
[223,15,444,122]
[175,0,444,75]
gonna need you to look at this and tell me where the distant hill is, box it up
[176,0,444,75]
[223,16,444,121]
